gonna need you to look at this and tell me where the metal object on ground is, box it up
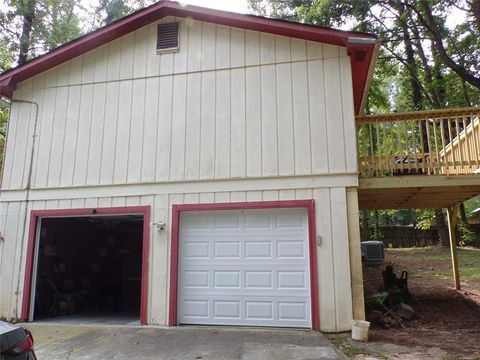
[361,240,385,266]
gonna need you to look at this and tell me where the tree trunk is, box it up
[397,2,422,110]
[461,79,472,106]
[361,210,369,241]
[460,204,468,224]
[374,210,380,240]
[18,0,37,65]
[436,209,450,246]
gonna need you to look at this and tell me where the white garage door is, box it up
[178,208,312,328]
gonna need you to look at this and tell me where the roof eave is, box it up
[357,39,382,115]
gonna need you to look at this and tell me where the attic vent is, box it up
[157,23,179,52]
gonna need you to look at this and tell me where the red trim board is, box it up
[168,200,320,330]
[21,206,151,325]
[0,1,377,114]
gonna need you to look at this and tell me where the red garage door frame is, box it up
[21,206,151,325]
[168,199,320,330]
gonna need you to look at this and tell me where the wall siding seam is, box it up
[197,27,204,179]
[138,75,148,183]
[328,188,338,331]
[289,48,297,175]
[99,47,113,184]
[166,74,174,182]
[58,86,71,186]
[182,23,190,182]
[228,32,233,179]
[20,92,34,189]
[273,38,280,177]
[29,55,337,94]
[338,58,348,174]
[110,77,122,184]
[213,69,217,178]
[30,90,43,188]
[125,81,135,184]
[321,57,330,173]
[44,87,58,188]
[66,81,82,187]
[82,86,95,186]
[304,58,313,175]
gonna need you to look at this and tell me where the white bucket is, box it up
[351,320,370,342]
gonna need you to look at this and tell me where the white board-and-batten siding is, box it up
[0,17,359,332]
[2,17,357,191]
[0,187,353,332]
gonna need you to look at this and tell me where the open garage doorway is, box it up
[22,207,150,325]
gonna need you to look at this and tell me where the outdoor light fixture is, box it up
[152,222,167,231]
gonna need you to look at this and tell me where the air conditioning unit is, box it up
[361,240,385,266]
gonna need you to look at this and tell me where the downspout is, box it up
[0,96,11,319]
[6,98,39,321]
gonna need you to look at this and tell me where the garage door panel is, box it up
[245,270,273,289]
[213,241,240,258]
[214,270,241,288]
[214,300,241,319]
[275,212,305,228]
[245,301,273,320]
[244,241,273,259]
[183,241,210,259]
[179,208,311,328]
[181,214,210,229]
[183,231,306,240]
[179,296,311,326]
[244,213,272,229]
[182,299,210,318]
[180,267,311,288]
[277,240,306,258]
[277,271,307,289]
[278,302,308,321]
[182,270,209,288]
[213,213,241,229]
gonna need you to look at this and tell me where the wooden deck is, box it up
[358,175,480,209]
[356,108,480,210]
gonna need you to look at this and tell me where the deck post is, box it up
[346,188,366,320]
[446,205,461,290]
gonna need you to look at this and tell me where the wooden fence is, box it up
[361,224,480,248]
[361,225,438,248]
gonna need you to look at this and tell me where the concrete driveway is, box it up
[24,323,347,360]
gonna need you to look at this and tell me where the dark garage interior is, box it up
[33,215,144,324]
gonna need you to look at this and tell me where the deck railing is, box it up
[356,107,480,177]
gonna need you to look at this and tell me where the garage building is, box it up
[0,1,379,332]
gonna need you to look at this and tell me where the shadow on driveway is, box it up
[24,323,346,360]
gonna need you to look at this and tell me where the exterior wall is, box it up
[0,17,359,332]
[2,17,357,191]
[0,182,356,332]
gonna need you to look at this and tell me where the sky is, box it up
[179,0,249,13]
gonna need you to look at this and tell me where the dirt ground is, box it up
[360,247,480,359]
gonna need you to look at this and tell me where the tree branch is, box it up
[403,0,480,88]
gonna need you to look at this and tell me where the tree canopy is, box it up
[249,0,480,113]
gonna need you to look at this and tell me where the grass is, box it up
[386,246,480,283]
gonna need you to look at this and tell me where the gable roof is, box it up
[0,0,380,114]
